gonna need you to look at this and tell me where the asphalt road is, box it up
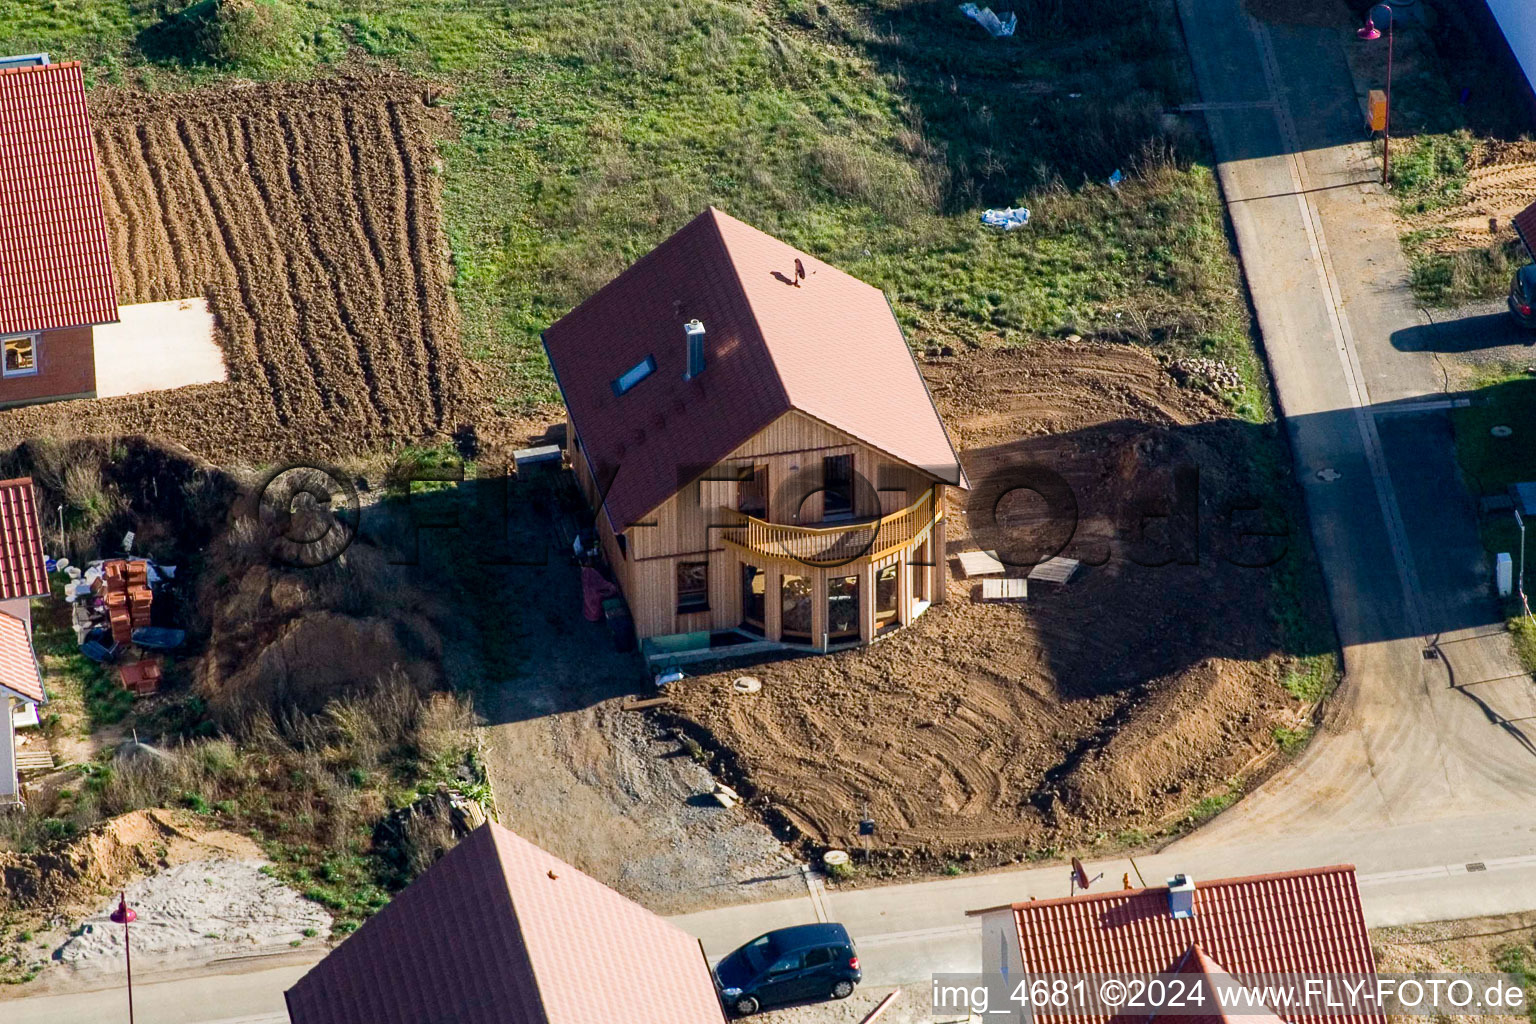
[1168,0,1536,846]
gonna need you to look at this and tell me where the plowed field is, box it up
[0,78,473,463]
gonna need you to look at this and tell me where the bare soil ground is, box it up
[464,478,806,915]
[0,78,476,464]
[1374,911,1536,1024]
[667,342,1312,872]
[1413,140,1536,258]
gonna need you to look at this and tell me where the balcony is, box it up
[721,488,937,568]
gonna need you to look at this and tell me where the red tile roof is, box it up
[285,821,727,1024]
[1515,198,1536,259]
[0,478,47,600]
[0,61,118,335]
[0,609,42,703]
[542,207,965,531]
[996,865,1381,1024]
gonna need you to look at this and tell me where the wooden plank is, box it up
[955,549,1004,577]
[1028,556,1080,584]
[622,696,670,711]
[980,577,1027,602]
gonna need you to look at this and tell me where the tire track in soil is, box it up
[218,112,334,425]
[173,117,298,429]
[389,101,448,429]
[338,104,411,424]
[307,105,407,429]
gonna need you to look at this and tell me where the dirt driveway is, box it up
[466,475,803,914]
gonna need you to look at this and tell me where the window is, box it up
[611,354,656,396]
[3,334,37,377]
[876,564,899,629]
[828,574,859,639]
[741,565,766,633]
[676,560,709,613]
[738,465,768,518]
[781,574,813,640]
[768,954,802,976]
[803,947,833,968]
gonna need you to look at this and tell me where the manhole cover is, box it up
[1492,425,1514,437]
[1466,862,1487,872]
[733,676,762,694]
[1316,468,1342,482]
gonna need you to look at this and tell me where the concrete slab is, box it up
[92,298,227,399]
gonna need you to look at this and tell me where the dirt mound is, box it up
[196,536,447,724]
[666,343,1311,869]
[0,77,475,464]
[0,809,258,913]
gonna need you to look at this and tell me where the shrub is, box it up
[145,0,309,72]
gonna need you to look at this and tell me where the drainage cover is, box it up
[1422,648,1440,660]
[1466,862,1487,872]
[733,676,762,694]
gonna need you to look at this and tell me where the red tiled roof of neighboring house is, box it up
[0,478,47,600]
[989,865,1381,1024]
[1515,198,1536,258]
[285,821,727,1024]
[542,207,966,531]
[0,610,42,703]
[0,60,119,335]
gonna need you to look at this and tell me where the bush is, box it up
[145,0,310,72]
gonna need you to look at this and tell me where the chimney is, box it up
[1167,874,1196,920]
[684,319,706,379]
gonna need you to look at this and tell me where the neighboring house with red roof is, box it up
[285,821,727,1024]
[0,477,48,802]
[970,865,1383,1024]
[543,207,965,654]
[0,54,118,408]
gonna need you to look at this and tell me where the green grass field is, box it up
[1,0,1258,412]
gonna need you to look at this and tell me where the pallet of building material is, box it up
[1027,556,1080,584]
[955,549,1005,578]
[980,577,1027,602]
[118,659,162,696]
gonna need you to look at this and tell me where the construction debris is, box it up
[980,577,1028,602]
[959,2,1016,36]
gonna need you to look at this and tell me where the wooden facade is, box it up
[573,410,949,648]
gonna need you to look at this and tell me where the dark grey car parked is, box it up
[712,922,862,1016]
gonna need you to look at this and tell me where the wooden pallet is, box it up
[15,749,54,772]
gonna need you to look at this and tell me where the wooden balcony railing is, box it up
[721,488,937,568]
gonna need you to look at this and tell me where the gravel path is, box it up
[58,860,329,963]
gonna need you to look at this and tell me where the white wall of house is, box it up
[0,697,16,800]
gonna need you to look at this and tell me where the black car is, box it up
[1509,264,1536,330]
[712,922,862,1016]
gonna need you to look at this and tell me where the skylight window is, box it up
[612,354,656,396]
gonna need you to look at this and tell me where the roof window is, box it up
[612,354,656,396]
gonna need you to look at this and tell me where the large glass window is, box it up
[676,561,709,613]
[781,574,813,640]
[876,564,899,629]
[828,574,859,639]
[741,565,766,633]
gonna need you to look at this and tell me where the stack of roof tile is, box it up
[96,559,152,647]
[118,657,162,697]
